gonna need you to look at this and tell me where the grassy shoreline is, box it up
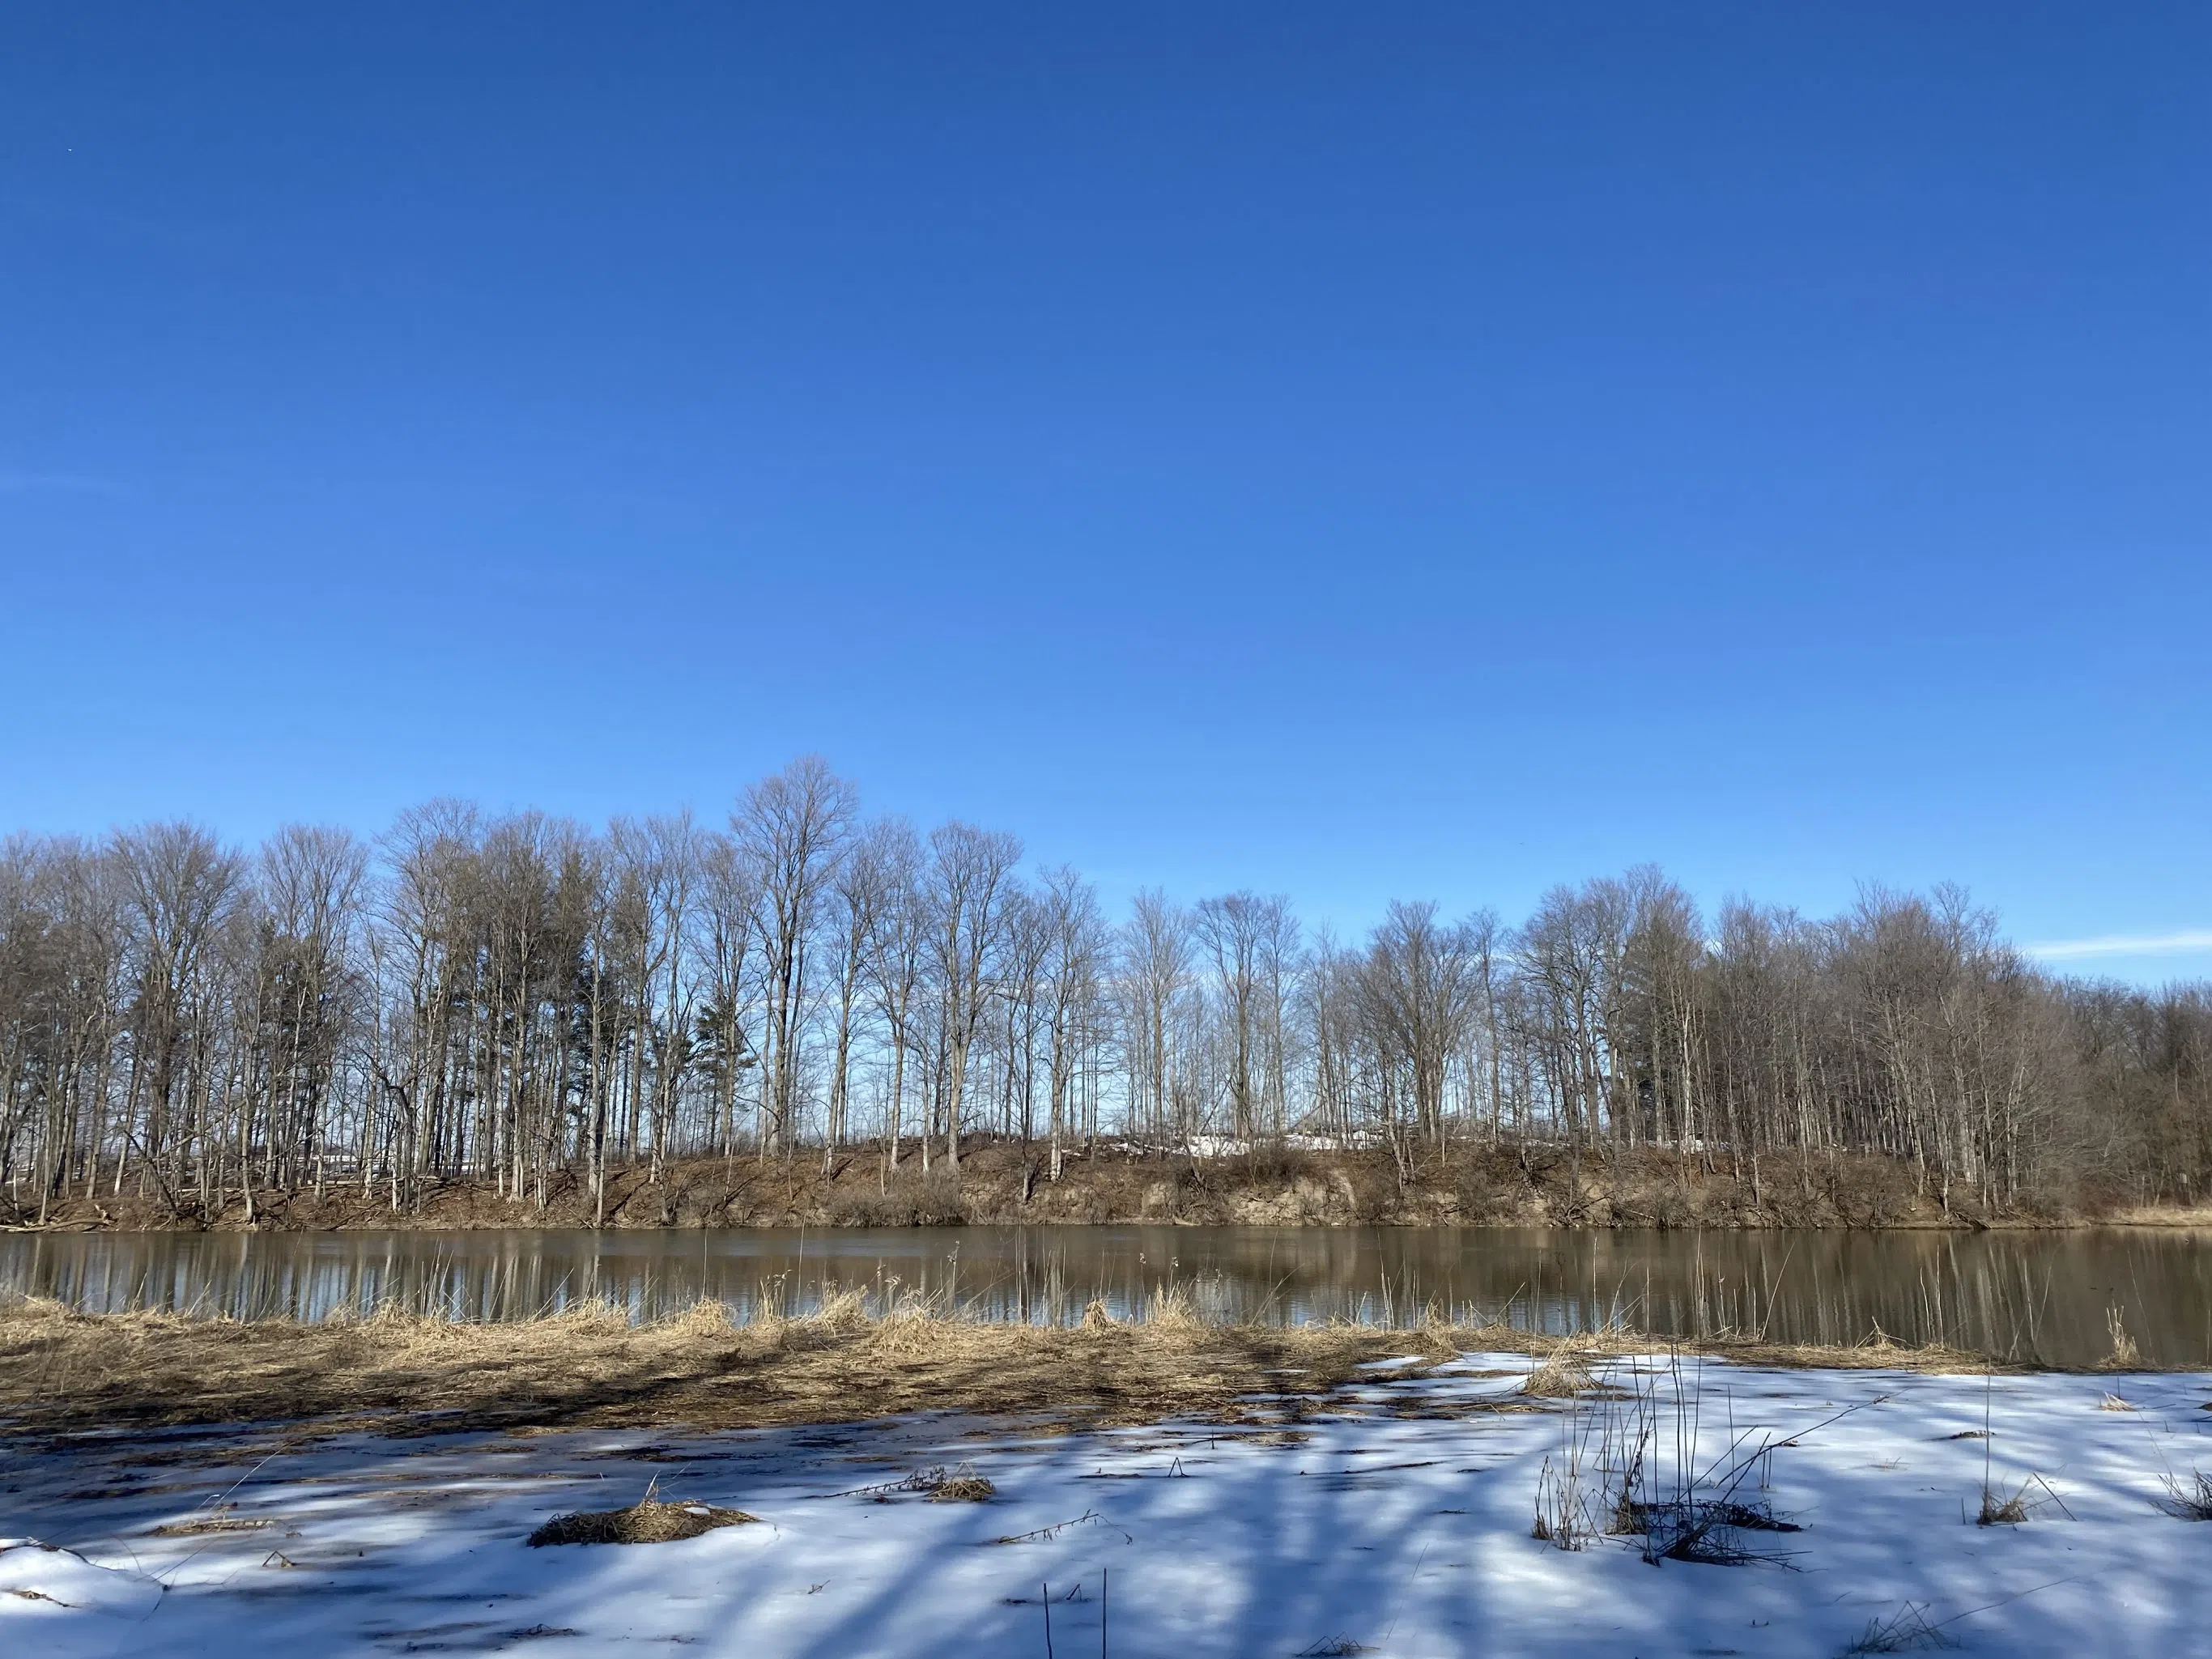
[0,1293,2142,1445]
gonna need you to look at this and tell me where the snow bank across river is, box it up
[3,1358,2207,1657]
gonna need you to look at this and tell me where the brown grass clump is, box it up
[1142,1287,1205,1330]
[927,1475,997,1503]
[527,1495,757,1547]
[1976,1472,2069,1526]
[1520,1347,1601,1398]
[1976,1485,2031,1525]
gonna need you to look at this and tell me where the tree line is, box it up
[2,757,2206,1222]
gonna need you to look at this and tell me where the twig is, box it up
[996,1509,1128,1546]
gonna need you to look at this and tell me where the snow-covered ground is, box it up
[4,1356,2208,1657]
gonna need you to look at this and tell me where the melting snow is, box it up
[2,1357,2206,1656]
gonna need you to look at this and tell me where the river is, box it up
[5,1225,2206,1368]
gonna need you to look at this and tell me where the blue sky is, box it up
[2,3,2207,981]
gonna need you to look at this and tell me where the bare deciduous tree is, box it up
[4,764,2208,1223]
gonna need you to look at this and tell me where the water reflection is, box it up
[3,1226,2206,1368]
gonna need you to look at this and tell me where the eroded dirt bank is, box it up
[14,1142,2187,1235]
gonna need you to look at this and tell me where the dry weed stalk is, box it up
[828,1461,996,1502]
[1844,1600,1959,1653]
[2155,1470,2212,1521]
[2103,1305,2141,1369]
[1532,1351,1857,1566]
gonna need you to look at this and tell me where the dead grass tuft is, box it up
[928,1475,997,1503]
[527,1495,757,1547]
[2155,1470,2212,1521]
[1142,1287,1204,1330]
[1975,1487,2029,1525]
[1520,1348,1600,1398]
[668,1298,736,1338]
[1973,1471,2070,1527]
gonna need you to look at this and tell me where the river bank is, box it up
[11,1144,2201,1235]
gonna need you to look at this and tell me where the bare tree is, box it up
[1038,866,1107,1179]
[112,823,245,1206]
[737,758,856,1159]
[858,819,926,1184]
[925,821,1022,1168]
[1120,890,1193,1153]
[823,818,898,1168]
[1195,893,1269,1142]
[1360,900,1479,1163]
[692,831,759,1169]
[5,766,2210,1220]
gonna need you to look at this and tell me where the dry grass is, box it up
[1976,1473,2068,1526]
[2155,1470,2212,1521]
[1519,1347,1602,1398]
[1976,1484,2031,1525]
[147,1513,267,1538]
[2105,1203,2212,1230]
[1844,1600,1959,1653]
[527,1494,757,1547]
[927,1474,997,1503]
[0,1293,2035,1444]
[2103,1306,2142,1369]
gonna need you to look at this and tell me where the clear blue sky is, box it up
[3,3,2207,981]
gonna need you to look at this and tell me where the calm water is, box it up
[4,1226,2208,1368]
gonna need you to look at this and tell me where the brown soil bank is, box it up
[0,1295,2021,1443]
[11,1143,2191,1234]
